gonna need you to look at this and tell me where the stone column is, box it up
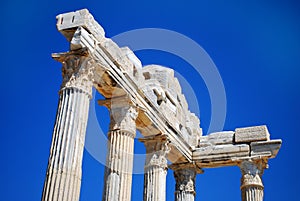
[170,163,203,201]
[42,49,95,201]
[100,97,138,201]
[140,135,170,201]
[239,160,267,201]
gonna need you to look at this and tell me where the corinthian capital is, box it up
[239,160,267,189]
[98,96,138,135]
[52,48,95,97]
[170,163,202,194]
[140,135,170,170]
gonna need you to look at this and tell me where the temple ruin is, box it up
[41,9,282,201]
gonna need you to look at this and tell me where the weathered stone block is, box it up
[56,9,105,41]
[203,131,234,145]
[193,144,250,157]
[186,113,202,137]
[235,125,270,143]
[121,47,142,69]
[195,151,250,161]
[142,65,174,89]
[178,93,188,112]
[141,85,159,106]
[250,139,282,158]
[102,39,134,73]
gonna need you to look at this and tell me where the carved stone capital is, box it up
[99,96,138,135]
[239,160,267,189]
[52,48,95,98]
[140,135,170,170]
[110,106,137,135]
[170,163,202,194]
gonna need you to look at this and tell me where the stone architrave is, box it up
[239,160,267,201]
[100,97,138,201]
[170,163,203,201]
[42,48,95,201]
[140,135,170,201]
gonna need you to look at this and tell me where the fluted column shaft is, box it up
[102,99,138,201]
[140,136,170,201]
[42,50,94,201]
[170,163,202,201]
[239,160,266,201]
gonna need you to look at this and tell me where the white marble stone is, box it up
[250,139,282,158]
[140,136,170,201]
[201,131,234,145]
[42,51,94,201]
[101,100,138,201]
[235,125,270,143]
[193,144,250,157]
[170,163,203,201]
[239,160,267,201]
[46,9,283,201]
[56,9,105,41]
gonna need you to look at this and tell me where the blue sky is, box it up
[1,0,299,200]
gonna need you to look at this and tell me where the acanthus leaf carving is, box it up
[239,160,266,189]
[53,49,95,98]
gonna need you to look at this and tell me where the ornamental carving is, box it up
[241,174,263,189]
[174,168,196,193]
[240,160,265,189]
[110,105,138,135]
[53,49,95,98]
[142,136,170,170]
[147,153,168,169]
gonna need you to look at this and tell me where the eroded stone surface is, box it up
[235,125,270,143]
[141,65,202,147]
[193,144,250,160]
[239,160,266,201]
[200,131,234,145]
[56,9,105,41]
[250,139,282,158]
[42,52,94,201]
[140,136,170,201]
[170,163,202,201]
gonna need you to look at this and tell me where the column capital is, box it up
[99,96,138,135]
[141,135,170,201]
[239,159,267,189]
[140,135,170,170]
[170,162,202,196]
[52,48,95,98]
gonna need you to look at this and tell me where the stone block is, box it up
[250,139,282,158]
[203,131,234,145]
[141,86,159,106]
[195,151,250,161]
[235,125,270,143]
[142,65,174,89]
[185,113,202,137]
[177,93,188,112]
[193,144,250,157]
[103,39,134,72]
[56,9,105,41]
[121,47,142,69]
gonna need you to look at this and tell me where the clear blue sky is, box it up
[0,0,299,200]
